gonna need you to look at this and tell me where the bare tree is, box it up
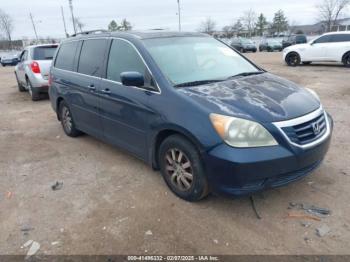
[74,17,85,32]
[198,17,217,35]
[317,0,350,32]
[119,18,132,31]
[241,9,257,37]
[0,9,14,46]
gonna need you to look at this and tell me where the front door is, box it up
[304,35,332,61]
[99,39,159,159]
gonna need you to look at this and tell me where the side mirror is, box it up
[120,71,144,87]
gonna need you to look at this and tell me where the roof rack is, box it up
[71,29,109,37]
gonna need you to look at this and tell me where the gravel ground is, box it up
[0,52,349,255]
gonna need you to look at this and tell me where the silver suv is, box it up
[15,44,58,101]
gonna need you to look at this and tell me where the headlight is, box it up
[210,114,278,148]
[305,88,320,101]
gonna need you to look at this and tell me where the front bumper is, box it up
[202,114,333,197]
[244,47,257,52]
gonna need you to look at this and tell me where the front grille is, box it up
[281,113,327,145]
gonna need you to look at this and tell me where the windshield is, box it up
[33,46,58,60]
[241,39,254,44]
[267,40,281,45]
[143,37,259,86]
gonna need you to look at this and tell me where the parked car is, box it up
[282,34,307,49]
[15,44,58,101]
[49,30,333,202]
[259,39,283,52]
[284,32,350,67]
[1,54,20,66]
[230,38,257,53]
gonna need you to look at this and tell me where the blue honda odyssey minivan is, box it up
[49,30,333,201]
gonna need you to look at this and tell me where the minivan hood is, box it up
[178,73,320,123]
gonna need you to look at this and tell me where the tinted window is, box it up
[295,35,307,43]
[107,39,150,84]
[314,35,331,44]
[33,46,58,60]
[330,34,350,42]
[55,41,79,71]
[78,39,107,77]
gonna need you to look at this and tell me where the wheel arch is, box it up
[56,97,65,120]
[151,127,205,170]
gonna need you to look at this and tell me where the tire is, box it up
[158,135,209,202]
[58,100,82,137]
[343,53,350,68]
[302,62,312,65]
[26,78,40,101]
[15,73,26,92]
[286,52,301,67]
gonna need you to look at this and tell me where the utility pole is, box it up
[29,13,39,42]
[61,6,68,37]
[68,0,77,35]
[177,0,182,31]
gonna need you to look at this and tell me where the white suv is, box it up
[283,32,350,67]
[15,44,58,101]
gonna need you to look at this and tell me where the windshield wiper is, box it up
[174,79,223,88]
[227,71,264,80]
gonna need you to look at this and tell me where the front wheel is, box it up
[286,52,301,67]
[158,135,209,202]
[59,101,82,137]
[15,73,26,92]
[344,54,350,68]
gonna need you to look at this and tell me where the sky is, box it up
[0,0,329,39]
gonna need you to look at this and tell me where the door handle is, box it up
[101,88,111,94]
[88,84,96,91]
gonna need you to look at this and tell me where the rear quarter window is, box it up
[33,46,58,60]
[55,41,79,71]
[77,39,108,77]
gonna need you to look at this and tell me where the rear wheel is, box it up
[26,78,40,101]
[59,100,82,137]
[158,135,209,202]
[15,73,26,92]
[286,52,301,67]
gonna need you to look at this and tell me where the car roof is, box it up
[26,43,59,49]
[323,31,350,36]
[65,30,209,41]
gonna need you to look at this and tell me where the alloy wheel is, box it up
[287,53,300,66]
[164,148,193,191]
[62,106,73,133]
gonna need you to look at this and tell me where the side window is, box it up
[313,35,331,44]
[55,41,79,71]
[330,34,350,43]
[78,39,107,77]
[20,51,27,62]
[107,39,153,87]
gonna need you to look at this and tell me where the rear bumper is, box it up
[202,114,333,197]
[28,73,49,93]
